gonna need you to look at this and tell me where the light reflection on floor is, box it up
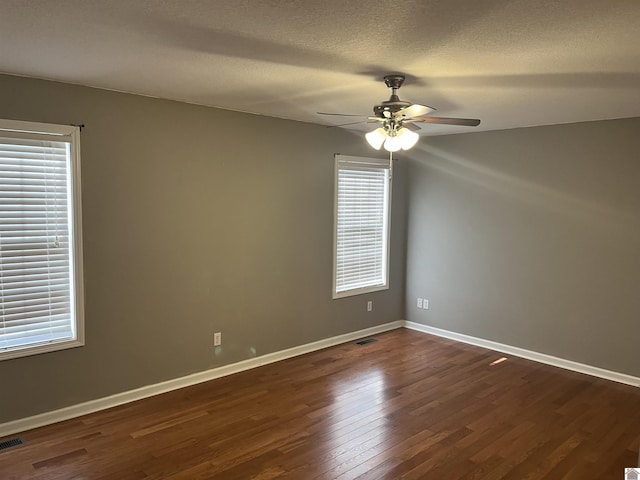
[322,368,391,473]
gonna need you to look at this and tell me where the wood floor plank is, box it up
[1,329,639,479]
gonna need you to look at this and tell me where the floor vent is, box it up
[0,438,24,452]
[355,338,378,346]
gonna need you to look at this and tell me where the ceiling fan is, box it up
[318,75,481,152]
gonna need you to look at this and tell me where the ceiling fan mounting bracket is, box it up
[383,75,406,90]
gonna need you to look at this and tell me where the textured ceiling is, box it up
[1,0,639,135]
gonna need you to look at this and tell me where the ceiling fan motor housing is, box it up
[373,99,411,117]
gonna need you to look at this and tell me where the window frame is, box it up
[332,154,392,299]
[0,119,85,361]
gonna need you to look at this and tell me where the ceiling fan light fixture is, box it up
[365,128,387,150]
[397,127,419,150]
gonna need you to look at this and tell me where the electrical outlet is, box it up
[423,299,429,310]
[214,332,222,346]
[417,298,423,308]
[367,301,373,312]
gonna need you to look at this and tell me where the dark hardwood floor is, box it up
[1,328,639,479]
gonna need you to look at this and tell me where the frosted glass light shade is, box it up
[383,135,402,152]
[365,128,387,150]
[397,128,419,150]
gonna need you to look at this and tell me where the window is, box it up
[333,154,391,298]
[0,119,84,361]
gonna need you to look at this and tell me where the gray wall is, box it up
[0,74,407,423]
[406,117,640,377]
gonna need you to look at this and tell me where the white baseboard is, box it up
[0,321,402,438]
[403,320,640,388]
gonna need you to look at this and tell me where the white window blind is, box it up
[333,154,391,298]
[0,120,84,360]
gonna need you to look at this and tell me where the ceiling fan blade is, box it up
[403,122,421,132]
[394,104,436,119]
[317,112,367,117]
[326,119,375,128]
[412,116,481,126]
